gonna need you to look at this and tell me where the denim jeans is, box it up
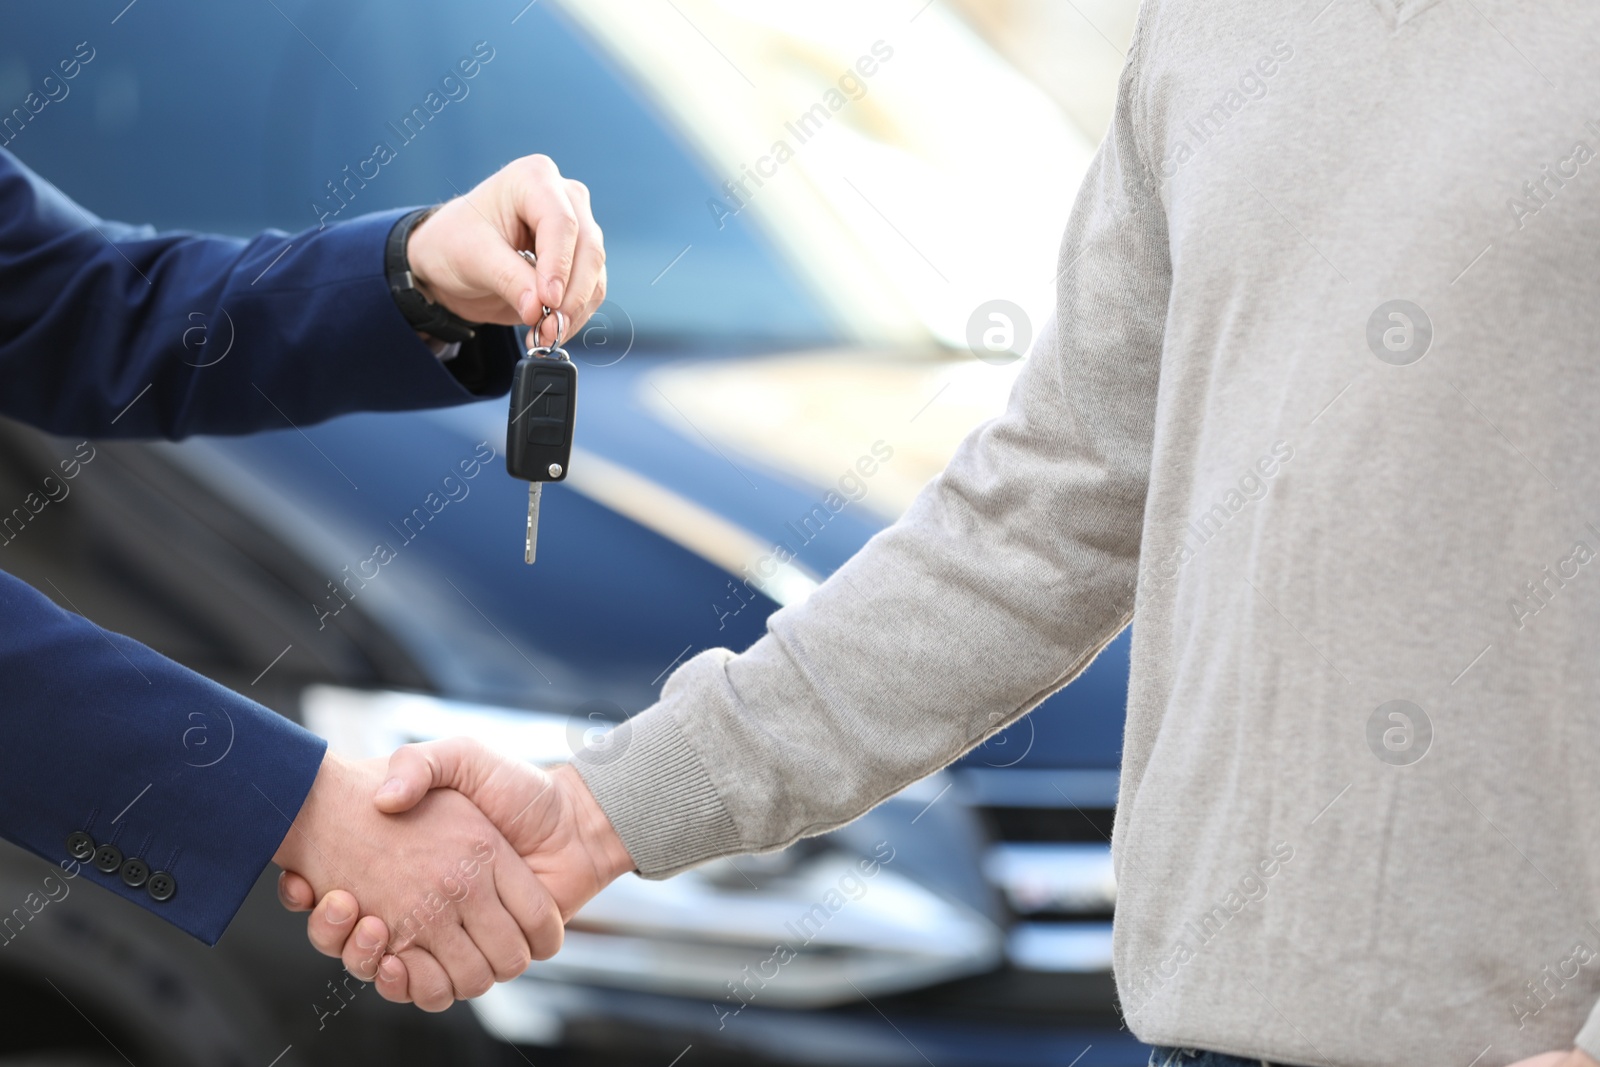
[1150,1046,1307,1067]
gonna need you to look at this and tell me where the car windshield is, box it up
[2,0,839,348]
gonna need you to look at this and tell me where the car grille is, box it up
[865,767,1125,1027]
[962,768,1119,976]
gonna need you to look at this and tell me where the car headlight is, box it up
[300,686,1002,1007]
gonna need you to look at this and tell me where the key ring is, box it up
[532,308,567,355]
[518,248,567,354]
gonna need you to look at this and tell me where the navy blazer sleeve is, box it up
[0,147,521,944]
[0,146,520,436]
[0,577,329,946]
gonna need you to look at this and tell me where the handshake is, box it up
[270,740,636,1011]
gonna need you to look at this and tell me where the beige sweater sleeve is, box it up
[577,30,1172,879]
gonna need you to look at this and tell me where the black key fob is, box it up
[506,354,577,483]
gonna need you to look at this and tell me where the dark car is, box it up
[0,2,1140,1064]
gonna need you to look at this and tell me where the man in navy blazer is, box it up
[0,144,606,1010]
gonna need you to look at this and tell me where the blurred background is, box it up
[0,1,1143,1064]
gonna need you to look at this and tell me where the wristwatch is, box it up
[386,207,479,344]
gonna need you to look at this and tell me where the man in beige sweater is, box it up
[285,3,1600,1064]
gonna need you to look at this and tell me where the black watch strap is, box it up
[386,207,480,344]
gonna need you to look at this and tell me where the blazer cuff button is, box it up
[120,857,150,888]
[65,831,95,863]
[92,843,123,875]
[146,871,176,903]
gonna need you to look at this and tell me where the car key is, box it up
[506,300,577,564]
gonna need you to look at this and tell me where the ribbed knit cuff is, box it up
[573,710,743,879]
[1577,999,1600,1060]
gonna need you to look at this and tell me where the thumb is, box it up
[277,869,316,911]
[479,241,543,327]
[373,737,493,813]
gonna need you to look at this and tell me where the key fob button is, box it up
[528,421,564,446]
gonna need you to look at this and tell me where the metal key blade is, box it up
[525,482,542,565]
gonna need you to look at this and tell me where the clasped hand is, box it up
[273,740,633,1011]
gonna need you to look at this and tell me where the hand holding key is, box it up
[404,154,605,347]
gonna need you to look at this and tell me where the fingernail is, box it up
[517,290,537,321]
[376,778,405,801]
[326,898,354,925]
[356,924,382,951]
[548,280,564,308]
[380,957,404,982]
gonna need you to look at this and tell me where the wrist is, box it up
[551,762,635,883]
[405,210,442,303]
[272,749,353,874]
[386,208,477,344]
